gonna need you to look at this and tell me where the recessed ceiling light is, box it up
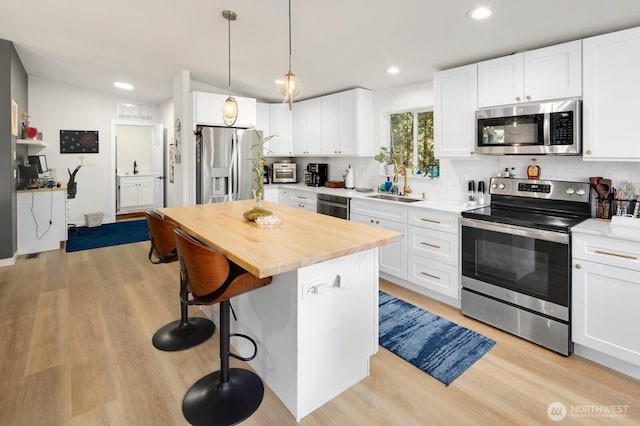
[387,66,400,75]
[467,6,493,20]
[113,81,134,90]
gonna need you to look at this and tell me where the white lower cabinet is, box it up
[282,188,317,211]
[350,199,407,280]
[572,233,640,366]
[263,186,279,203]
[407,208,460,299]
[117,175,154,213]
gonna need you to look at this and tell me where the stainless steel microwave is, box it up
[272,162,297,183]
[476,98,581,155]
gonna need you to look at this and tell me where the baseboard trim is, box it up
[0,252,18,268]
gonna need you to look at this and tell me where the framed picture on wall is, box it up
[60,130,99,153]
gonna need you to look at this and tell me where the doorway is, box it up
[110,121,164,219]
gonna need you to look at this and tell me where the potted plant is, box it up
[243,130,276,221]
[374,146,396,176]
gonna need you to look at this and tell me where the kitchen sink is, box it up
[366,194,421,203]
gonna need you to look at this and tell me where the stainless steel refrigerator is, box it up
[195,126,262,204]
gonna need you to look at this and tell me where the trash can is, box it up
[84,212,104,227]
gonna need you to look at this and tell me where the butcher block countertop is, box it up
[159,200,399,278]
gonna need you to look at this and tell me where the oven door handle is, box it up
[461,218,569,244]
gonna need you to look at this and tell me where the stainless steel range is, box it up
[460,177,591,355]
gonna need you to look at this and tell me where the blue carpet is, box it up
[66,219,149,252]
[379,291,495,386]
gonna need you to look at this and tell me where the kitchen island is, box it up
[158,200,398,421]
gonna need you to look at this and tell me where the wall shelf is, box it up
[17,139,47,147]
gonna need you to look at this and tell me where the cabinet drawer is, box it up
[351,199,407,222]
[407,254,459,299]
[408,207,459,234]
[408,226,458,267]
[288,189,317,204]
[573,234,640,272]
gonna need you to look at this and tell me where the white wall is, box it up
[28,76,160,225]
[115,125,152,174]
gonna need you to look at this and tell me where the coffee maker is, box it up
[306,163,328,187]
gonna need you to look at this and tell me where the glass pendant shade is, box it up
[280,71,301,110]
[222,96,238,126]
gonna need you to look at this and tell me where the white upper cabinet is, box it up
[434,63,478,158]
[193,91,257,128]
[255,102,270,135]
[478,40,582,107]
[293,98,323,156]
[321,88,374,157]
[266,104,294,156]
[583,26,640,160]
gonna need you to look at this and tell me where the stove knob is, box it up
[576,188,586,196]
[498,183,505,189]
[565,188,575,195]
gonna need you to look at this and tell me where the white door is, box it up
[152,123,165,208]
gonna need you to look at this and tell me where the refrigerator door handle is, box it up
[229,133,237,201]
[235,133,241,199]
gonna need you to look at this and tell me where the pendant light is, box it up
[222,10,238,126]
[279,0,301,110]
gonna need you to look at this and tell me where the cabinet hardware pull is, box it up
[575,264,582,269]
[585,149,592,155]
[594,250,637,260]
[420,218,441,224]
[420,242,441,249]
[420,272,441,280]
[515,96,521,102]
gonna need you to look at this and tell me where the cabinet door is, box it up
[119,181,139,209]
[321,91,358,156]
[478,53,524,107]
[255,102,270,135]
[524,40,582,102]
[572,260,640,365]
[350,213,407,280]
[293,98,322,156]
[434,63,478,158]
[583,26,640,160]
[137,179,155,206]
[266,104,293,156]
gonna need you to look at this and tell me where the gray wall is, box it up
[0,39,27,259]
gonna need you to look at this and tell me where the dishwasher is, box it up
[317,193,350,220]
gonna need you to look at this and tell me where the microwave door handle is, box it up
[543,112,551,146]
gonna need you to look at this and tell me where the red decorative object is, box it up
[25,126,38,139]
[527,164,541,180]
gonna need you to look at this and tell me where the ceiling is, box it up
[2,0,640,105]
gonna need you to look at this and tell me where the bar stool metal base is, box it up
[152,318,215,352]
[182,368,264,426]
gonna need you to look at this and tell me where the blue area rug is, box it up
[66,219,149,252]
[379,291,495,386]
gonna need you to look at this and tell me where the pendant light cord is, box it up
[228,16,231,94]
[288,0,292,72]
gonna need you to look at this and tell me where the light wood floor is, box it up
[1,242,638,425]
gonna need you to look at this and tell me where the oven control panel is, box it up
[489,177,590,202]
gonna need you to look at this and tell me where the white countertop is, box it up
[270,183,483,214]
[572,217,640,243]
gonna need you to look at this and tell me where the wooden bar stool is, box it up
[174,228,272,426]
[145,211,215,351]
